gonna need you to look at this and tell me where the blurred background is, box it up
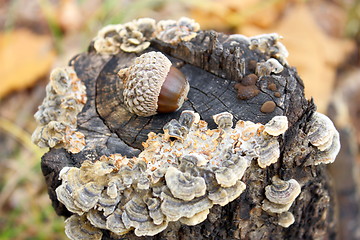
[1,0,360,239]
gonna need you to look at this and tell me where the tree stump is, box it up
[38,20,339,240]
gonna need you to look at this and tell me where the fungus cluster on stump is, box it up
[33,17,340,240]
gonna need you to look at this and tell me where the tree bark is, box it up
[41,30,337,239]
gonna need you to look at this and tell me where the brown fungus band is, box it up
[56,111,289,239]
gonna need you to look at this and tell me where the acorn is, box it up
[118,51,189,117]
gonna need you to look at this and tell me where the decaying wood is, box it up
[41,30,337,239]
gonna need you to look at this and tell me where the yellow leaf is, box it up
[0,29,56,98]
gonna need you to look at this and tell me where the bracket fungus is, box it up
[264,116,288,136]
[262,176,301,228]
[248,33,289,65]
[93,17,200,55]
[54,111,290,238]
[165,166,206,201]
[32,67,87,153]
[256,58,284,77]
[264,176,301,205]
[65,214,103,240]
[155,17,200,44]
[278,212,295,228]
[35,17,343,240]
[306,112,341,165]
[93,18,156,54]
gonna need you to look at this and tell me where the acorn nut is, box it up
[118,51,189,117]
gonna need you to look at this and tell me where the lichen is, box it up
[32,67,87,153]
[56,111,289,239]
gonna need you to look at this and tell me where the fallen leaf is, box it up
[240,3,354,113]
[0,29,56,98]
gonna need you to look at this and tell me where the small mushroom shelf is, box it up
[33,17,340,240]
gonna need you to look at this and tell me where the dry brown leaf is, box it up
[0,29,56,98]
[240,3,354,113]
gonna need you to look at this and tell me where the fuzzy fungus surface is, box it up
[55,111,289,239]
